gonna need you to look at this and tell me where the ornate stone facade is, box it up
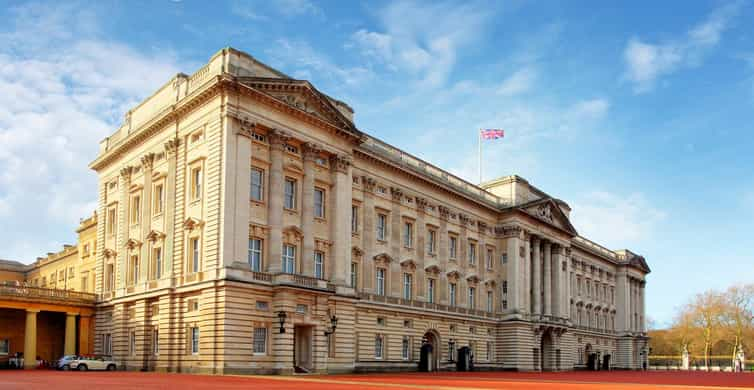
[80,47,649,374]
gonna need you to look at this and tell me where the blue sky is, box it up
[1,0,753,326]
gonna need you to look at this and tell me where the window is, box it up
[427,279,435,304]
[502,299,508,310]
[403,273,412,300]
[486,249,493,269]
[375,335,384,359]
[376,214,387,241]
[129,331,136,355]
[81,275,88,292]
[377,317,386,326]
[250,168,264,201]
[314,188,325,218]
[487,290,493,312]
[103,333,112,355]
[402,336,410,360]
[502,280,508,295]
[130,195,140,224]
[253,327,267,354]
[468,287,476,309]
[403,221,413,248]
[153,328,159,355]
[351,206,359,233]
[350,262,358,288]
[191,327,200,354]
[501,253,508,265]
[256,301,269,311]
[448,341,456,362]
[282,244,296,274]
[106,264,114,291]
[130,255,140,285]
[449,283,457,306]
[153,247,162,279]
[248,238,262,272]
[0,339,8,355]
[487,341,492,361]
[107,207,117,236]
[284,178,297,209]
[376,268,386,296]
[190,237,200,273]
[190,166,202,200]
[468,242,476,265]
[314,251,324,279]
[449,236,457,259]
[427,230,436,254]
[153,183,164,214]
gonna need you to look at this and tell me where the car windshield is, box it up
[61,355,77,360]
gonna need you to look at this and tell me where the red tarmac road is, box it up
[1,370,753,389]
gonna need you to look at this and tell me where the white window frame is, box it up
[449,283,457,306]
[314,251,324,279]
[351,205,359,233]
[253,327,267,355]
[427,230,436,254]
[251,168,264,201]
[402,336,410,360]
[427,278,435,304]
[403,273,412,300]
[314,187,325,218]
[375,334,384,359]
[468,287,476,309]
[284,178,297,209]
[249,238,262,272]
[376,268,386,296]
[449,236,457,259]
[468,242,476,265]
[403,221,413,248]
[191,327,200,355]
[376,214,387,241]
[283,244,296,274]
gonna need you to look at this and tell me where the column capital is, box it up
[438,205,451,221]
[140,152,155,170]
[531,234,541,244]
[164,137,180,155]
[119,166,133,180]
[236,116,256,138]
[330,154,352,173]
[390,186,404,201]
[361,176,377,192]
[66,312,79,317]
[26,309,40,314]
[415,197,429,212]
[302,142,323,161]
[269,129,291,150]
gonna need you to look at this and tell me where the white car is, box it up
[57,355,79,370]
[69,355,117,371]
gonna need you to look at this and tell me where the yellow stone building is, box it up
[3,47,649,374]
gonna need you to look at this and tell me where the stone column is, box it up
[64,313,77,355]
[552,245,562,318]
[267,131,288,274]
[615,270,630,332]
[223,120,254,269]
[543,240,552,317]
[505,228,520,312]
[330,154,352,287]
[389,187,403,296]
[164,138,179,279]
[361,177,376,292]
[415,197,428,298]
[531,236,541,316]
[438,206,450,305]
[117,167,133,290]
[24,309,38,369]
[523,232,531,313]
[140,153,154,281]
[301,143,319,277]
[564,248,572,321]
[79,315,92,355]
[640,281,646,332]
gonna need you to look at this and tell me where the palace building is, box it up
[2,47,649,374]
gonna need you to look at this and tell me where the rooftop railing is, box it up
[0,282,96,305]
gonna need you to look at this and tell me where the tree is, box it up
[690,291,726,370]
[722,284,754,365]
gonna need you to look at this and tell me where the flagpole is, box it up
[478,129,482,184]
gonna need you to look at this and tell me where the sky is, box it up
[1,0,753,327]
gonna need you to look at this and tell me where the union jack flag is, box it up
[480,129,505,140]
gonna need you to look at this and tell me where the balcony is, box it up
[0,282,96,306]
[357,292,498,320]
[272,273,335,292]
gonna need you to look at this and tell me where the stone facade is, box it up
[27,47,649,374]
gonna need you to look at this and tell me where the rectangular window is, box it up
[427,230,436,254]
[314,188,325,218]
[402,336,410,360]
[107,208,117,236]
[427,279,435,304]
[350,262,358,289]
[468,287,476,309]
[249,238,262,272]
[448,341,456,362]
[81,275,88,292]
[153,183,164,214]
[282,244,296,274]
[153,247,162,279]
[250,168,264,201]
[376,268,385,296]
[449,283,457,306]
[502,280,508,295]
[191,327,199,354]
[468,242,476,265]
[486,249,493,270]
[103,333,112,355]
[284,178,297,209]
[351,206,359,233]
[0,339,8,355]
[106,264,114,291]
[130,255,139,285]
[130,195,141,225]
[314,251,324,279]
[129,331,136,355]
[253,327,267,354]
[403,273,412,300]
[190,237,200,273]
[376,214,387,241]
[449,236,457,259]
[191,167,202,200]
[502,299,508,310]
[487,341,492,361]
[487,290,493,312]
[153,328,159,355]
[501,253,508,265]
[403,221,413,248]
[375,335,384,359]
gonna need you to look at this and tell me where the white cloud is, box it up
[497,68,537,96]
[570,191,667,248]
[231,0,321,20]
[347,1,494,88]
[622,2,742,93]
[0,3,182,263]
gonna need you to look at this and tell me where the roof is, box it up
[0,259,31,272]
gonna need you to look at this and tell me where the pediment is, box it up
[238,77,358,136]
[519,198,577,236]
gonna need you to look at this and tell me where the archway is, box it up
[419,330,440,372]
[540,330,554,371]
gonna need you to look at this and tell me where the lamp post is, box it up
[277,311,287,334]
[324,315,338,336]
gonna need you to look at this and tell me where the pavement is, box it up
[1,370,753,389]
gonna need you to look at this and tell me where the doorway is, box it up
[293,325,313,373]
[540,331,554,371]
[419,330,439,372]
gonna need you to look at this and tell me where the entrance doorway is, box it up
[419,330,439,372]
[293,325,313,373]
[540,331,554,371]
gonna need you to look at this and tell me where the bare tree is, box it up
[722,284,754,365]
[690,291,725,370]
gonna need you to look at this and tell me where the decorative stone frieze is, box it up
[330,154,351,173]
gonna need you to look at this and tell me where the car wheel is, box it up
[62,365,70,371]
[107,364,116,371]
[78,364,88,371]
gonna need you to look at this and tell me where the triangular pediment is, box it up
[519,198,578,236]
[238,77,359,136]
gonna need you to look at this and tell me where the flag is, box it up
[480,129,505,140]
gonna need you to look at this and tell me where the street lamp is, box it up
[324,314,338,336]
[277,311,287,333]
